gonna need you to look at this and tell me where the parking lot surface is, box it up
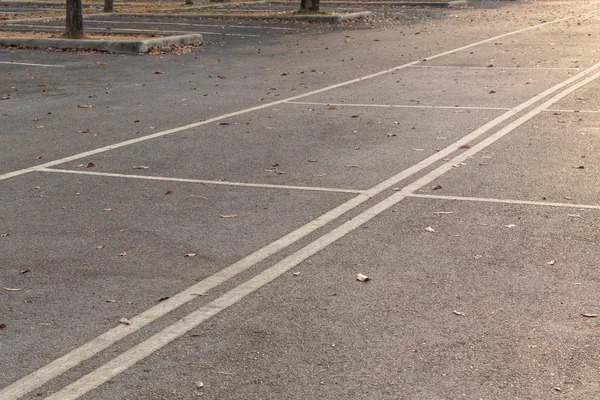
[3,1,600,399]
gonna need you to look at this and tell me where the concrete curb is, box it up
[0,32,202,53]
[111,10,372,22]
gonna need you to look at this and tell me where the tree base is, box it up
[61,32,86,39]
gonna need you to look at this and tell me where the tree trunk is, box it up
[185,0,193,5]
[300,0,319,11]
[104,0,113,12]
[65,0,84,38]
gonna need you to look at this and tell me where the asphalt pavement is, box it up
[3,1,600,399]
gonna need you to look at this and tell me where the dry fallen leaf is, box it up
[356,273,370,282]
[4,288,22,291]
[503,224,516,228]
[96,245,105,249]
[119,317,132,325]
[219,214,239,219]
[547,260,556,265]
[86,162,96,168]
[581,313,598,318]
[106,299,117,303]
[434,211,453,215]
[345,164,362,168]
[328,105,337,110]
[77,129,90,133]
[195,381,204,389]
[452,310,466,317]
[184,253,197,257]
[119,252,127,257]
[165,190,174,195]
[458,144,471,149]
[0,233,9,237]
[293,272,301,276]
[77,104,95,108]
[20,269,31,274]
[156,296,170,302]
[154,71,164,75]
[0,323,6,329]
[132,166,149,170]
[264,167,285,174]
[425,226,435,233]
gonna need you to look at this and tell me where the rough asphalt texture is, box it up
[3,1,600,399]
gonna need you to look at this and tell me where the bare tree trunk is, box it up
[300,0,319,11]
[65,0,84,38]
[185,0,193,5]
[104,0,113,12]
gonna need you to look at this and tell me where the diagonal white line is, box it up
[38,168,366,194]
[409,193,600,210]
[42,47,600,400]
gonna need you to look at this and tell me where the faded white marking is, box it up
[410,193,600,210]
[39,168,366,194]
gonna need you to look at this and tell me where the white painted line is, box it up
[409,193,600,210]
[285,101,511,111]
[39,168,366,194]
[41,52,600,400]
[0,61,65,68]
[545,109,600,113]
[0,11,586,184]
[4,52,600,400]
[409,65,580,71]
[84,18,302,30]
[2,24,261,37]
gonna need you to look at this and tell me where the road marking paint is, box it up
[42,51,600,400]
[545,109,600,113]
[409,65,580,71]
[39,168,366,194]
[0,12,584,184]
[83,18,302,30]
[409,194,600,210]
[4,51,600,400]
[1,24,261,37]
[285,101,511,111]
[0,61,65,68]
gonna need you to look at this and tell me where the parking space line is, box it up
[0,12,585,184]
[2,24,261,37]
[39,168,366,194]
[409,65,580,71]
[83,19,302,30]
[39,52,600,400]
[0,61,65,68]
[285,101,512,111]
[544,109,600,113]
[4,51,600,400]
[409,193,600,210]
